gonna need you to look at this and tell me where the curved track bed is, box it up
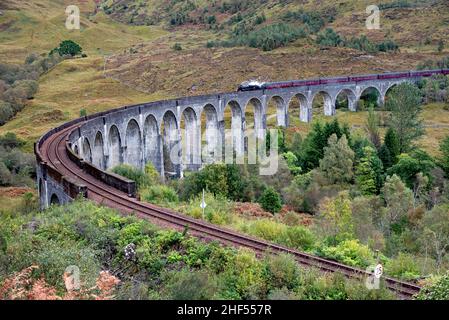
[38,121,421,299]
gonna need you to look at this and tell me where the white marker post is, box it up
[200,189,207,220]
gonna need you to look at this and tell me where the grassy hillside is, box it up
[0,0,167,149]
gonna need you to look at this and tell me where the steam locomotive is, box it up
[237,69,449,92]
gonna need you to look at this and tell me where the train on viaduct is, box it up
[36,68,449,208]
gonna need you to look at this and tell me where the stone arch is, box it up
[336,88,357,111]
[181,107,200,170]
[161,110,180,179]
[125,119,142,169]
[312,91,334,116]
[73,144,79,155]
[288,93,309,125]
[383,83,400,107]
[93,131,105,169]
[143,114,160,172]
[201,104,219,163]
[224,100,243,157]
[81,137,92,163]
[50,194,60,206]
[267,96,287,128]
[108,125,122,169]
[359,86,382,108]
[245,98,264,139]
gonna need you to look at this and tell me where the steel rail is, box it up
[38,121,422,299]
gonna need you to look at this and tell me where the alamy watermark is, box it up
[166,128,280,176]
[366,5,381,30]
[365,264,384,290]
[65,5,80,30]
[64,265,81,291]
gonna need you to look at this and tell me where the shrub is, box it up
[385,253,420,280]
[258,187,282,214]
[13,80,38,99]
[298,271,348,300]
[144,163,161,185]
[0,162,12,186]
[172,43,182,51]
[18,192,39,214]
[267,287,300,300]
[247,219,286,242]
[417,273,449,300]
[316,28,343,47]
[141,185,178,205]
[180,192,231,225]
[117,222,148,248]
[345,35,377,53]
[226,248,265,299]
[165,269,217,300]
[282,9,328,33]
[0,132,25,149]
[111,164,152,189]
[178,164,248,202]
[377,39,399,52]
[318,239,375,268]
[277,225,316,251]
[216,23,307,51]
[264,254,301,290]
[0,101,14,125]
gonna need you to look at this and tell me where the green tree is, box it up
[319,134,355,185]
[300,122,326,170]
[421,205,449,268]
[266,128,286,154]
[382,174,413,234]
[300,120,351,172]
[365,106,381,150]
[439,135,449,177]
[259,187,282,214]
[356,146,384,195]
[178,164,249,201]
[288,132,302,158]
[201,164,229,197]
[387,151,435,189]
[282,151,302,175]
[226,164,247,201]
[54,40,83,57]
[319,191,354,241]
[379,127,400,169]
[386,83,424,153]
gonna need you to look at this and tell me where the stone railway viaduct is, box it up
[37,69,447,208]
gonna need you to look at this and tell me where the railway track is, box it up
[38,121,422,299]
